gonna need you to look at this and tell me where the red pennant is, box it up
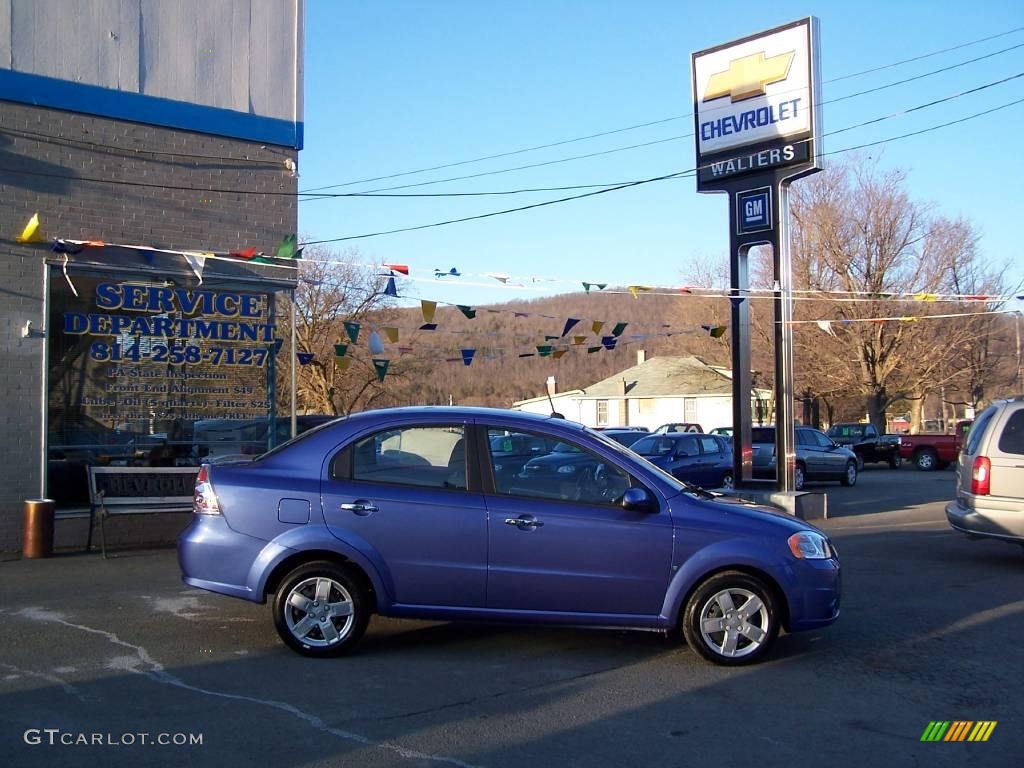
[384,264,410,275]
[230,247,258,260]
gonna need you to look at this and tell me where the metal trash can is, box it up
[23,499,55,558]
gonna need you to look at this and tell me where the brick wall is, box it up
[0,100,298,551]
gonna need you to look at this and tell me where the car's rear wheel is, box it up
[720,471,734,490]
[889,453,902,469]
[915,449,938,471]
[840,460,858,486]
[794,463,806,491]
[682,571,779,665]
[272,561,368,657]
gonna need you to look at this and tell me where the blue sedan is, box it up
[630,433,734,490]
[178,407,840,665]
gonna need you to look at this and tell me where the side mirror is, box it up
[622,487,656,512]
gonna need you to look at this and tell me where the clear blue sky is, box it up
[299,1,1024,310]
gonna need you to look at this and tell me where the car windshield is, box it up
[827,425,863,438]
[630,436,675,456]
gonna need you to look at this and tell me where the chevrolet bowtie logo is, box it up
[704,51,795,102]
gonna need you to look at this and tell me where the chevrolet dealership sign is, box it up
[692,18,821,190]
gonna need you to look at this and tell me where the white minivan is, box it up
[946,396,1024,546]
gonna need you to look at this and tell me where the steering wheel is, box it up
[573,463,612,502]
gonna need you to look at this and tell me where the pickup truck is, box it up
[898,420,973,471]
[826,423,902,469]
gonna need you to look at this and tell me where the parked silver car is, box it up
[945,396,1024,546]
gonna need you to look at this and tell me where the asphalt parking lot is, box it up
[1,466,1020,768]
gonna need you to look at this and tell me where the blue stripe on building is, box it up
[0,69,302,149]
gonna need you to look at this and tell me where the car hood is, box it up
[677,491,824,536]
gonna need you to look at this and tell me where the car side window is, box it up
[349,425,467,490]
[698,436,720,455]
[796,430,811,447]
[997,410,1024,456]
[814,431,834,448]
[675,436,700,456]
[965,407,997,455]
[485,427,632,506]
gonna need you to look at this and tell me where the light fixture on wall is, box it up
[22,321,45,339]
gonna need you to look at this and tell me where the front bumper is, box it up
[945,500,1024,543]
[783,556,842,632]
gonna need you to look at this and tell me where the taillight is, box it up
[194,465,222,515]
[970,456,991,496]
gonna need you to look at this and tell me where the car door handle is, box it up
[504,516,544,529]
[341,502,378,515]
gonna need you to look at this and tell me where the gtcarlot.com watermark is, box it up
[24,729,203,747]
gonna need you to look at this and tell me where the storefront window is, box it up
[46,268,280,508]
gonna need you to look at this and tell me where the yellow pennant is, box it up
[573,335,586,345]
[913,293,938,302]
[335,356,352,372]
[16,212,46,244]
[552,349,567,360]
[591,320,604,335]
[421,300,437,323]
[383,327,399,343]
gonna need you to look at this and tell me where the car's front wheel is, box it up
[682,571,780,665]
[889,453,901,469]
[272,561,369,657]
[720,471,734,490]
[840,461,858,487]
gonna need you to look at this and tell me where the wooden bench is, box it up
[86,466,199,558]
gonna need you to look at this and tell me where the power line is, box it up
[298,94,1024,245]
[299,25,1024,193]
[309,48,1024,196]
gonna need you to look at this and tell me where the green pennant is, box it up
[582,282,608,293]
[587,346,602,353]
[457,305,477,319]
[544,335,559,341]
[372,358,390,382]
[536,345,553,357]
[344,321,360,344]
[276,234,299,259]
[611,321,628,337]
[334,343,348,358]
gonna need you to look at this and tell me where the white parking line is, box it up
[15,607,480,768]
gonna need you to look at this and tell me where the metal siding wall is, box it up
[0,1,10,68]
[1,0,296,122]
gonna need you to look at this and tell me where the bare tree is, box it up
[275,246,401,416]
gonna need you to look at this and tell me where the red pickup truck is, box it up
[899,420,973,470]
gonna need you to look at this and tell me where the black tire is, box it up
[681,571,780,666]
[915,449,938,471]
[889,453,902,469]
[272,561,369,657]
[840,460,858,487]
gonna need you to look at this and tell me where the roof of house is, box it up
[580,356,737,399]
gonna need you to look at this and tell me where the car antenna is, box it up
[546,382,564,419]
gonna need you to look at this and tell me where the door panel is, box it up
[485,496,673,615]
[322,423,487,608]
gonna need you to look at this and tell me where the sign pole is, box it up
[692,16,822,493]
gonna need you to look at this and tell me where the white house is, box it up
[512,352,771,431]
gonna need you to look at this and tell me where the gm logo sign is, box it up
[736,187,772,234]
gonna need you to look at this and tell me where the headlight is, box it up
[556,465,577,474]
[493,463,504,472]
[787,531,832,560]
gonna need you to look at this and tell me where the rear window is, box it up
[751,428,775,443]
[997,410,1024,456]
[964,406,998,456]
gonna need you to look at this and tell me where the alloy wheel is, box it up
[698,587,771,660]
[283,576,355,648]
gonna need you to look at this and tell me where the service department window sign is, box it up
[47,270,278,506]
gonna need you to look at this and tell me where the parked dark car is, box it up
[600,428,651,448]
[630,433,734,489]
[654,422,705,434]
[489,431,559,486]
[751,426,859,490]
[179,406,841,665]
[826,423,902,469]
